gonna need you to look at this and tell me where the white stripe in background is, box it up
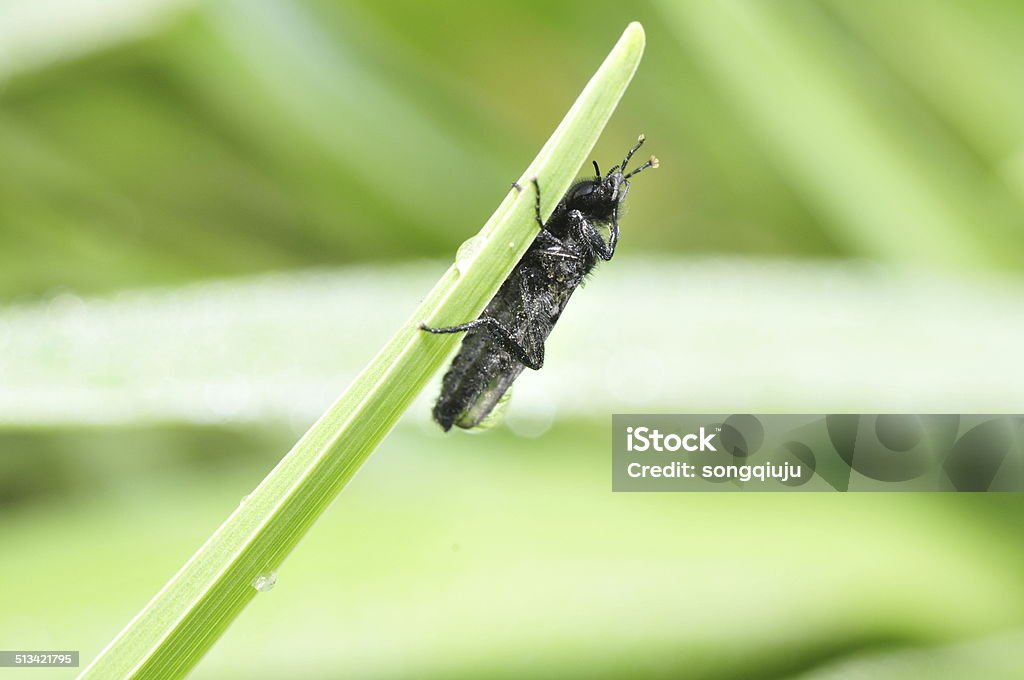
[0,257,1022,428]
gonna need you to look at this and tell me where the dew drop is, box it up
[455,235,484,273]
[253,572,277,592]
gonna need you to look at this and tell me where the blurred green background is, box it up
[2,1,1024,678]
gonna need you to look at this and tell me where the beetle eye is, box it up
[571,183,596,200]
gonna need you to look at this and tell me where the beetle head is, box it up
[567,135,658,221]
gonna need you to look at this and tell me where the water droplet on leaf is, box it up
[253,572,277,592]
[456,235,484,273]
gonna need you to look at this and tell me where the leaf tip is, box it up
[623,21,646,50]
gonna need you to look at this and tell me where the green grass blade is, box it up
[79,21,645,680]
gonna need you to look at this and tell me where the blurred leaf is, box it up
[3,424,1023,679]
[0,0,190,80]
[5,258,1024,430]
[795,628,1024,680]
[657,0,1024,271]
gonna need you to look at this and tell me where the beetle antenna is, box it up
[592,160,601,177]
[624,155,659,179]
[620,134,646,174]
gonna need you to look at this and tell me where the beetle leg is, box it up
[607,204,620,257]
[419,318,544,370]
[568,209,614,261]
[534,230,581,261]
[530,177,544,230]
